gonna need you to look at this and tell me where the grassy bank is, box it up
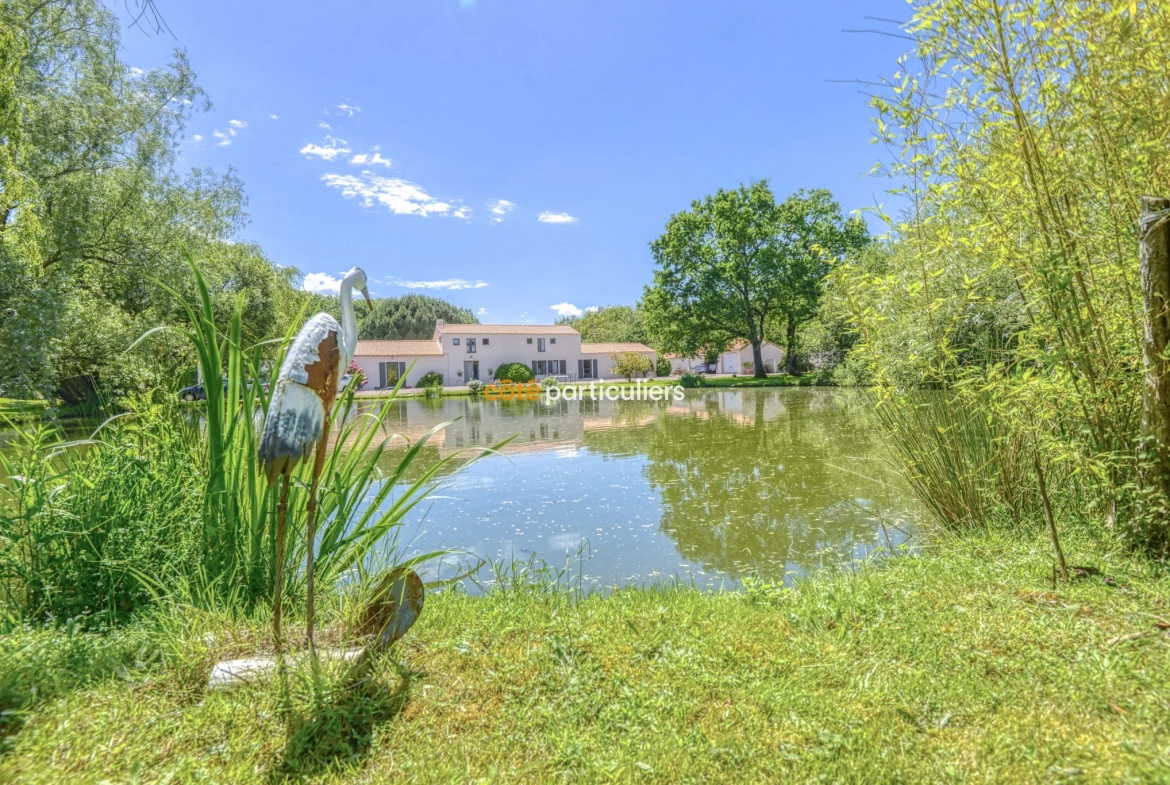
[2,528,1168,783]
[699,373,831,388]
[351,374,831,400]
[0,398,91,423]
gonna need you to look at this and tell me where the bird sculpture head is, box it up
[345,266,374,311]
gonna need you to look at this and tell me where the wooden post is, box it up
[1140,196,1170,515]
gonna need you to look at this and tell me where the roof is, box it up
[580,342,656,355]
[726,338,783,352]
[354,339,444,357]
[436,323,579,335]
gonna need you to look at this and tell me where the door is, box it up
[722,353,739,374]
[463,360,479,381]
[379,361,403,388]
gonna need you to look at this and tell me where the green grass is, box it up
[700,373,833,388]
[0,398,90,422]
[2,528,1168,783]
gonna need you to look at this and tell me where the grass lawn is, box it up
[2,529,1169,783]
[0,398,92,422]
[0,398,50,422]
[699,373,832,388]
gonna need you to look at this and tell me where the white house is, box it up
[351,321,658,389]
[667,338,786,375]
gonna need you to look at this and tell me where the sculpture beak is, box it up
[361,286,373,311]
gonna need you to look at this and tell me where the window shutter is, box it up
[379,362,386,388]
[399,362,406,380]
[578,360,583,378]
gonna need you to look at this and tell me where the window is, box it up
[538,338,546,352]
[378,361,406,388]
[550,338,556,344]
[577,359,598,379]
[483,338,490,346]
[452,338,460,346]
[526,338,533,344]
[467,337,477,353]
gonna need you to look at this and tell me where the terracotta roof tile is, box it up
[354,339,444,357]
[580,342,656,354]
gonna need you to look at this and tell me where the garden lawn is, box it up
[1,529,1169,783]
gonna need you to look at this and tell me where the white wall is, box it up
[437,331,583,381]
[720,342,785,374]
[352,355,448,389]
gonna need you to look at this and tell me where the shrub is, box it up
[539,375,559,388]
[742,360,754,374]
[417,370,443,388]
[424,384,442,398]
[655,357,672,377]
[680,372,703,388]
[495,362,534,383]
[610,352,653,381]
[467,379,485,395]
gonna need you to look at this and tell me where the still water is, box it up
[366,388,922,589]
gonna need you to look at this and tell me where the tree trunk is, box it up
[1140,195,1170,550]
[751,337,766,378]
[785,315,798,375]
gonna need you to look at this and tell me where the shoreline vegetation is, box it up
[4,1,1170,782]
[0,375,838,418]
[2,528,1168,782]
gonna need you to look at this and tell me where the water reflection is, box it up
[356,388,920,588]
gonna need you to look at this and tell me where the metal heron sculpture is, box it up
[259,266,371,657]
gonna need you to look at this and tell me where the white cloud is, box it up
[538,211,578,225]
[349,152,391,167]
[585,306,600,313]
[270,114,279,120]
[129,67,145,77]
[336,104,362,116]
[487,199,516,222]
[453,206,472,219]
[476,307,489,317]
[213,130,231,146]
[229,119,248,129]
[392,279,489,290]
[319,122,331,130]
[192,134,203,142]
[550,302,583,318]
[302,272,342,294]
[322,172,467,218]
[300,136,351,161]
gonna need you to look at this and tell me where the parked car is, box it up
[179,383,210,402]
[178,380,269,402]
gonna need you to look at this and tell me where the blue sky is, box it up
[120,0,909,324]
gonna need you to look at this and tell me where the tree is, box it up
[357,293,478,340]
[643,182,866,379]
[643,181,784,379]
[0,0,281,400]
[610,351,652,381]
[771,189,869,374]
[557,305,647,344]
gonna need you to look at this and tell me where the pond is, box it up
[366,387,923,590]
[0,387,924,590]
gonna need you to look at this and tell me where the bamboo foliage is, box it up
[833,1,1170,549]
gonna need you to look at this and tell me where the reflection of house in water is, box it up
[338,389,805,460]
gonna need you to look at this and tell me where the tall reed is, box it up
[151,257,493,609]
